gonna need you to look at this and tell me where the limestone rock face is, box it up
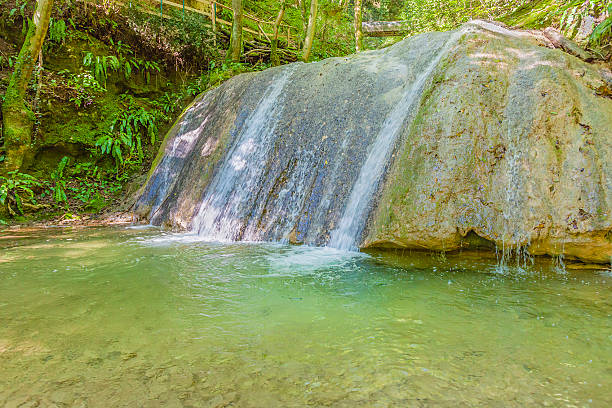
[136,20,612,263]
[365,23,612,263]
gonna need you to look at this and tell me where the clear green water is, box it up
[1,228,611,407]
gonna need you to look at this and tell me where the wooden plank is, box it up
[362,21,410,37]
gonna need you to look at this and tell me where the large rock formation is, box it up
[364,22,612,264]
[135,20,612,263]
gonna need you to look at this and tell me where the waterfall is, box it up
[191,66,296,240]
[328,27,472,251]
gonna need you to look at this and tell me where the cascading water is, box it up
[191,66,296,241]
[158,34,453,245]
[328,27,473,251]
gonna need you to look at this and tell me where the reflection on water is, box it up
[0,228,611,407]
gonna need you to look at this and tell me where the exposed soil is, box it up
[0,211,136,232]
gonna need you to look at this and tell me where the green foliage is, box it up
[60,70,106,109]
[498,0,611,57]
[82,51,120,87]
[207,61,243,88]
[96,131,130,172]
[96,96,160,176]
[207,61,262,88]
[396,0,527,35]
[36,160,124,214]
[129,57,161,83]
[138,59,161,83]
[8,0,28,22]
[50,156,69,205]
[502,0,610,31]
[0,55,15,69]
[109,39,132,57]
[114,105,158,147]
[108,39,162,83]
[0,171,41,216]
[590,13,612,44]
[82,49,161,86]
[47,17,74,48]
[7,0,26,20]
[67,162,121,212]
[588,3,612,55]
[151,89,184,118]
[7,0,27,34]
[184,75,207,97]
[122,2,217,67]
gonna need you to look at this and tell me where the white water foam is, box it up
[266,246,368,276]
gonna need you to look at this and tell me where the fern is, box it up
[588,4,612,49]
[50,157,70,205]
[48,18,68,46]
[0,171,42,216]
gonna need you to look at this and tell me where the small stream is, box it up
[1,227,611,407]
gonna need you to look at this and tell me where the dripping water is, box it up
[495,45,539,269]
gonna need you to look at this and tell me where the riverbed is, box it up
[1,227,611,407]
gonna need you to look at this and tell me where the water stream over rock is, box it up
[191,66,297,241]
[329,26,474,250]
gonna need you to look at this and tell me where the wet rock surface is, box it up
[136,20,612,263]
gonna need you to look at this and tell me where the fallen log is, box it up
[542,27,595,62]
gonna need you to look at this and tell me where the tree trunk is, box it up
[302,0,318,62]
[298,0,308,48]
[228,0,243,62]
[1,0,54,173]
[271,0,286,66]
[354,0,363,52]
